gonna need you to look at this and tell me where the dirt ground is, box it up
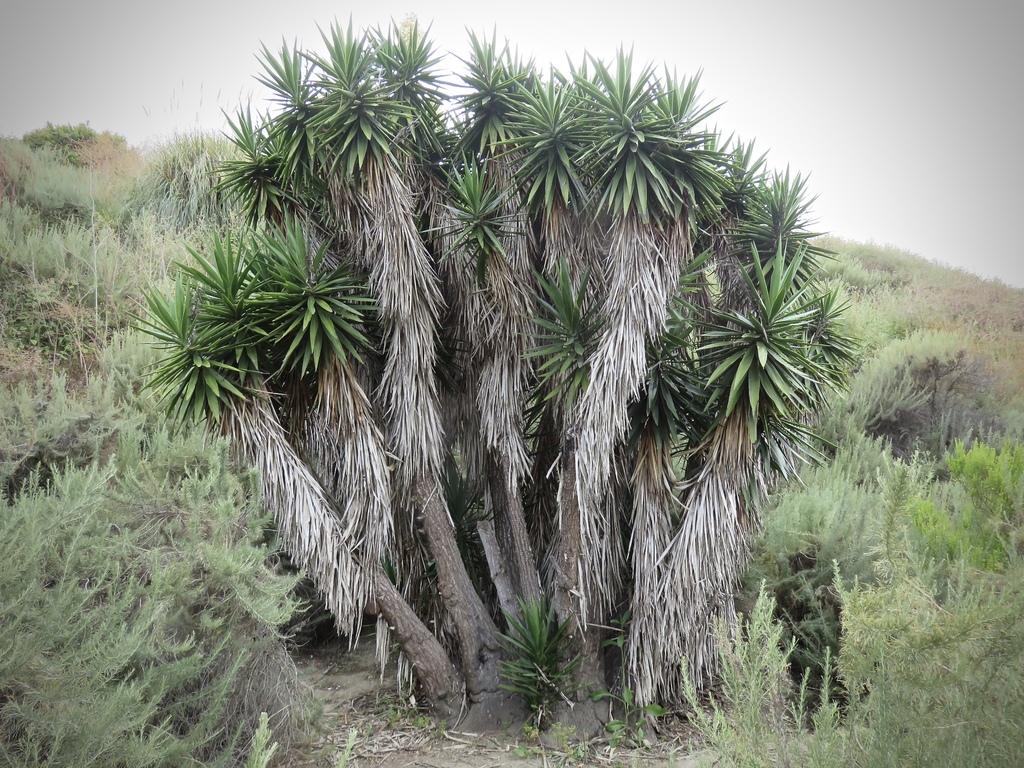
[285,635,710,768]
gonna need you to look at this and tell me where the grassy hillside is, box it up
[2,126,1023,766]
[0,131,313,767]
[720,240,1024,765]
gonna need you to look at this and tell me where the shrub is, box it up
[22,123,128,168]
[839,330,1000,459]
[682,583,847,768]
[0,151,167,381]
[835,458,1024,767]
[0,340,313,766]
[0,140,93,222]
[918,439,1024,569]
[692,460,1024,768]
[814,249,890,294]
[743,432,887,701]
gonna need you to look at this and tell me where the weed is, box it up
[592,615,667,747]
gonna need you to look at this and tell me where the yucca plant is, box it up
[528,259,602,410]
[561,51,728,632]
[143,20,855,731]
[219,106,296,228]
[498,596,581,727]
[633,247,852,703]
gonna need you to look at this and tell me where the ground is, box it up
[284,633,709,768]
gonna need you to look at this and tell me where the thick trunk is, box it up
[414,476,504,706]
[477,518,520,619]
[485,450,542,613]
[550,434,611,738]
[371,564,464,720]
[552,626,608,740]
[551,433,582,634]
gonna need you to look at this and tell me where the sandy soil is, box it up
[285,635,709,768]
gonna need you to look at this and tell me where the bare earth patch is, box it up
[284,636,708,768]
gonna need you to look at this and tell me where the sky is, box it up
[3,0,1022,286]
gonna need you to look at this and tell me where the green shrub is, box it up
[814,250,890,294]
[0,164,166,379]
[836,458,1024,767]
[0,341,312,766]
[22,123,126,168]
[693,460,1024,768]
[948,439,1024,519]
[913,438,1024,573]
[838,331,1000,459]
[682,583,847,768]
[743,432,887,701]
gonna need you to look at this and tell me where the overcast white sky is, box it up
[3,0,1022,286]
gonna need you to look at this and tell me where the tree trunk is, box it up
[371,564,464,720]
[477,518,520,620]
[551,432,582,634]
[549,432,610,737]
[413,476,504,706]
[485,450,542,615]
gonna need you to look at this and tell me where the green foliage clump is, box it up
[835,458,1024,767]
[498,597,580,727]
[0,142,170,383]
[742,432,887,700]
[814,249,891,294]
[911,440,1024,570]
[0,343,312,767]
[694,460,1024,768]
[682,584,844,768]
[834,330,999,459]
[22,122,126,167]
[948,439,1024,522]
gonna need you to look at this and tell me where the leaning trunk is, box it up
[332,156,508,709]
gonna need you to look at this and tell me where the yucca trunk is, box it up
[304,356,393,577]
[301,356,394,667]
[536,198,603,303]
[370,563,465,714]
[436,153,543,617]
[625,428,678,706]
[220,388,468,717]
[219,390,367,636]
[332,155,506,705]
[343,159,445,493]
[712,217,756,316]
[649,409,761,701]
[479,154,542,608]
[568,215,689,624]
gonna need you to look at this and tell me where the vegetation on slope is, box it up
[3,57,1024,767]
[723,238,1024,766]
[1,132,313,767]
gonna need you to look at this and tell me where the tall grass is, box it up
[123,132,239,237]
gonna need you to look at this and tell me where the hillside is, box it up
[2,129,1023,767]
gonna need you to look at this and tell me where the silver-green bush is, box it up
[0,342,312,766]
